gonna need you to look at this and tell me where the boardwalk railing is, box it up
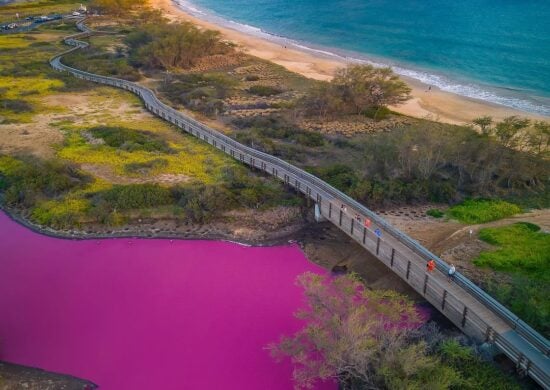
[48,20,549,388]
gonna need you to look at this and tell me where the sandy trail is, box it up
[149,0,548,125]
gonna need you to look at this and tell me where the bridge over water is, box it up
[44,20,550,388]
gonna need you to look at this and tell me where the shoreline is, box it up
[151,0,548,125]
[0,206,309,247]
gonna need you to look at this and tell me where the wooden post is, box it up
[406,260,411,279]
[376,237,381,255]
[351,219,354,235]
[423,274,428,295]
[441,290,448,310]
[390,248,395,267]
[339,210,343,226]
[461,306,468,328]
[329,203,332,218]
[362,227,366,244]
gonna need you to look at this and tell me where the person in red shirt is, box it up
[426,259,436,272]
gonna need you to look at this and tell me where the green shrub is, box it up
[475,223,549,280]
[93,184,173,210]
[363,106,392,120]
[308,164,359,193]
[0,155,90,208]
[438,340,521,389]
[248,85,283,96]
[488,276,549,337]
[174,184,235,223]
[89,126,174,153]
[447,199,522,224]
[427,209,444,218]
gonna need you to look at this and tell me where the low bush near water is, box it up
[269,272,523,389]
[92,184,174,210]
[0,155,90,208]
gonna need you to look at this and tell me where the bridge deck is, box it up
[40,20,550,389]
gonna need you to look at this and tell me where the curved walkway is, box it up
[40,19,550,388]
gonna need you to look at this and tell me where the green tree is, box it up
[127,22,231,70]
[472,116,493,135]
[269,273,456,389]
[332,64,411,117]
[494,116,530,148]
[527,121,550,157]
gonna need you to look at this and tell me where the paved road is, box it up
[44,19,550,388]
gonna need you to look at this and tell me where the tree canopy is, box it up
[301,64,411,119]
[126,22,232,70]
[269,273,455,389]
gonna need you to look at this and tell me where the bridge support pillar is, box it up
[479,342,499,360]
[314,203,326,222]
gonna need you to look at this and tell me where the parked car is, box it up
[72,11,81,16]
[52,14,63,20]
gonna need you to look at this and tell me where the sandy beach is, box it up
[150,0,547,125]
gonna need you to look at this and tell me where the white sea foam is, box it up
[173,0,550,117]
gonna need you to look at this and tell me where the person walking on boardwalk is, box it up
[448,263,456,282]
[426,259,436,273]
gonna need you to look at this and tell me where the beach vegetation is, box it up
[126,21,233,70]
[160,72,237,116]
[333,64,412,116]
[300,64,411,119]
[472,116,493,135]
[447,199,522,224]
[471,116,550,157]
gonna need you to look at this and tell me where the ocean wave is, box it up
[173,0,550,117]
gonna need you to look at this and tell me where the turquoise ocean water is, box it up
[174,0,550,116]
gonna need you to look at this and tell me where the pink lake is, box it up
[0,212,334,389]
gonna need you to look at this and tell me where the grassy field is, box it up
[0,16,301,229]
[475,223,549,279]
[447,199,522,224]
[474,222,550,336]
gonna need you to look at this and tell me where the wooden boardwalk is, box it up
[46,20,550,388]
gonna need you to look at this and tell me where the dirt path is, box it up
[378,206,550,283]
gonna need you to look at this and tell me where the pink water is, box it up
[0,212,334,389]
